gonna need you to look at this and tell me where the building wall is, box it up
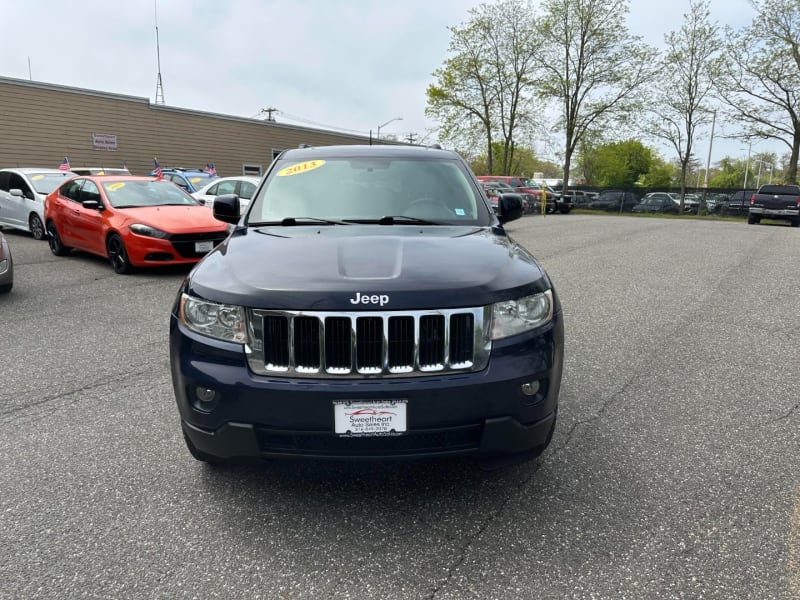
[0,76,374,177]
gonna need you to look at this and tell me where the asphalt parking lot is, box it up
[1,215,798,600]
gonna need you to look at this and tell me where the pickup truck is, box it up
[748,184,800,226]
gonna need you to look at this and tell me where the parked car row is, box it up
[567,189,762,217]
[476,176,572,214]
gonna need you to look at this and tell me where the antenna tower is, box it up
[154,0,165,105]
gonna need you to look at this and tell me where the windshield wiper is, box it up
[250,217,350,226]
[343,215,439,225]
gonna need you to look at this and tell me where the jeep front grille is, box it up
[246,308,492,378]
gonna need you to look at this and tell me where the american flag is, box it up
[58,157,71,171]
[205,163,217,176]
[154,158,163,180]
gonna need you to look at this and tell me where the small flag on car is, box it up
[154,158,163,180]
[58,157,70,171]
[205,163,217,176]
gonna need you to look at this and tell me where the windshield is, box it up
[101,180,200,208]
[186,173,218,185]
[248,156,491,225]
[29,172,75,194]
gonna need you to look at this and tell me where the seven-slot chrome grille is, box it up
[246,307,492,378]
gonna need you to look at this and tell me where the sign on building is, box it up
[92,133,118,151]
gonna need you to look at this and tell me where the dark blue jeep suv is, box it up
[169,145,564,466]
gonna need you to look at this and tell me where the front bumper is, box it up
[170,311,564,462]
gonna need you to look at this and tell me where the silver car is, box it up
[0,168,76,240]
[0,230,13,293]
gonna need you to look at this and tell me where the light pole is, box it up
[753,159,773,188]
[376,117,402,140]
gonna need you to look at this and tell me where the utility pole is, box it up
[261,107,278,122]
[743,141,751,189]
[701,109,716,212]
[406,133,417,144]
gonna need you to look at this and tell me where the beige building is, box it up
[0,75,375,177]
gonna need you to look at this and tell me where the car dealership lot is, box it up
[1,217,798,599]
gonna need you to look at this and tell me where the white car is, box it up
[191,176,260,211]
[0,168,76,239]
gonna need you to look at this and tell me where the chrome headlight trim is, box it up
[491,289,554,340]
[180,294,248,344]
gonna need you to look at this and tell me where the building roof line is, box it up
[0,74,371,141]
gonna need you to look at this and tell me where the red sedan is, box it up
[44,176,230,273]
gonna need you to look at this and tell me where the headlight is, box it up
[180,294,248,343]
[491,289,553,339]
[129,223,169,238]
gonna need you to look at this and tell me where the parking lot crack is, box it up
[0,367,164,423]
[426,461,542,599]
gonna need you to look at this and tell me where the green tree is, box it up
[573,130,603,186]
[533,0,658,196]
[717,0,800,183]
[593,140,654,188]
[639,156,676,188]
[708,156,750,188]
[471,143,560,176]
[426,0,540,175]
[646,0,721,210]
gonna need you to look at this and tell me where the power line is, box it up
[267,110,371,136]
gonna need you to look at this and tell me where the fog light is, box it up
[520,381,540,396]
[195,387,217,403]
[191,386,219,412]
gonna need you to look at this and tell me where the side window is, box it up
[61,180,84,202]
[9,174,33,199]
[204,183,219,196]
[217,180,237,196]
[0,171,10,192]
[81,180,101,204]
[240,181,256,199]
[171,175,190,191]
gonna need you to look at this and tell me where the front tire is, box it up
[29,213,45,240]
[107,233,133,274]
[47,222,71,256]
[747,214,761,225]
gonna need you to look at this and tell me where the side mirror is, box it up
[213,194,241,224]
[497,194,524,224]
[82,200,104,211]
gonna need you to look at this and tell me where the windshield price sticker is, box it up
[277,160,326,177]
[333,400,407,436]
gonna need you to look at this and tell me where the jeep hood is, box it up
[186,226,551,310]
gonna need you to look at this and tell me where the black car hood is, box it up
[186,225,551,310]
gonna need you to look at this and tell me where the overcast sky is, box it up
[0,0,783,166]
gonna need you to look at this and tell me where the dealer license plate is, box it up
[333,400,407,436]
[195,240,214,253]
